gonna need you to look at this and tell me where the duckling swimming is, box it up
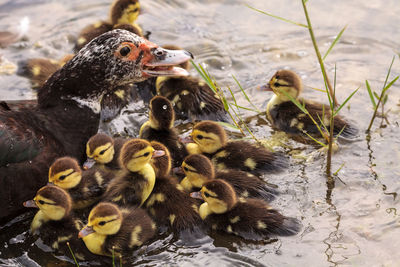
[102,139,164,207]
[139,96,188,167]
[49,156,114,209]
[263,69,358,138]
[144,141,202,232]
[181,154,278,202]
[78,202,156,257]
[194,179,301,240]
[185,121,287,174]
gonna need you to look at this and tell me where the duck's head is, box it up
[113,23,143,37]
[48,157,82,189]
[148,96,175,130]
[120,139,165,172]
[79,202,122,238]
[198,179,237,220]
[262,69,303,101]
[181,154,215,190]
[39,30,192,108]
[150,141,171,177]
[190,121,227,154]
[23,185,72,221]
[85,133,115,168]
[109,0,141,25]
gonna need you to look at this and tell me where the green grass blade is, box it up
[323,25,347,61]
[333,163,345,175]
[333,87,359,116]
[316,113,329,133]
[217,121,240,130]
[245,4,308,28]
[281,90,308,114]
[232,74,261,112]
[227,86,240,112]
[66,242,80,267]
[334,124,347,141]
[381,56,396,90]
[365,80,376,108]
[229,102,260,113]
[303,131,327,147]
[382,76,399,95]
[373,91,380,100]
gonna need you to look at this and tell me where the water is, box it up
[1,0,399,266]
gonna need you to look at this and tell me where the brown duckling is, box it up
[102,139,164,207]
[49,156,114,209]
[139,96,188,167]
[181,154,278,202]
[74,0,142,52]
[263,69,358,138]
[23,185,88,259]
[143,141,202,232]
[193,179,301,240]
[78,202,156,257]
[84,133,127,172]
[185,121,287,174]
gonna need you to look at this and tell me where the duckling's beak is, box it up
[190,191,203,200]
[179,135,194,144]
[78,225,95,238]
[83,158,96,170]
[172,167,184,175]
[142,45,193,77]
[23,200,38,208]
[260,83,273,91]
[152,150,166,158]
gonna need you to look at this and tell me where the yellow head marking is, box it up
[201,187,228,215]
[34,195,66,221]
[116,2,141,24]
[181,162,208,188]
[191,129,223,154]
[88,143,115,164]
[125,146,154,172]
[49,168,81,189]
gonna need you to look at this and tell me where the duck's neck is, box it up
[82,233,107,256]
[31,210,49,233]
[199,202,212,220]
[137,163,156,206]
[266,94,290,122]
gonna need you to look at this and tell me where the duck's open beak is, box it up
[83,158,96,170]
[23,200,38,208]
[78,225,94,238]
[142,43,193,77]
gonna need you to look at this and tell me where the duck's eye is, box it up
[204,192,211,198]
[119,46,131,57]
[99,149,107,155]
[98,221,106,226]
[38,200,45,205]
[274,82,281,87]
[183,166,189,172]
[59,175,67,181]
[143,152,150,157]
[196,135,204,140]
[133,7,139,13]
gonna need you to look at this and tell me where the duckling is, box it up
[143,141,202,232]
[74,0,142,52]
[194,179,301,240]
[84,133,127,172]
[17,54,74,88]
[154,45,228,122]
[102,139,164,207]
[181,154,278,202]
[139,96,188,167]
[185,121,287,174]
[78,202,156,257]
[23,185,88,258]
[263,69,358,138]
[49,156,114,209]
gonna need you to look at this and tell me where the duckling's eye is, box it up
[274,82,281,87]
[197,135,204,140]
[119,46,131,57]
[38,200,45,205]
[183,166,189,172]
[98,221,106,226]
[99,149,107,155]
[204,192,211,198]
[143,152,150,157]
[133,8,139,13]
[59,175,67,181]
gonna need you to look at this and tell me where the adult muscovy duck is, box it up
[0,29,192,222]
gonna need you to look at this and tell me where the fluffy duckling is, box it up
[23,185,88,257]
[103,139,164,207]
[139,96,188,167]
[263,69,358,138]
[185,121,287,174]
[78,202,156,257]
[143,141,202,232]
[194,179,301,240]
[154,45,227,122]
[49,156,114,209]
[84,133,127,171]
[181,154,278,202]
[74,0,142,52]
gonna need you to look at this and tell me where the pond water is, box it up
[0,0,400,266]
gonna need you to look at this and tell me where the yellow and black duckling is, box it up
[263,69,358,138]
[49,156,114,209]
[74,0,142,52]
[139,96,188,168]
[78,202,156,257]
[184,121,287,174]
[181,154,279,202]
[193,179,301,240]
[0,29,192,222]
[84,133,127,172]
[23,185,89,259]
[143,141,202,232]
[103,139,164,207]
